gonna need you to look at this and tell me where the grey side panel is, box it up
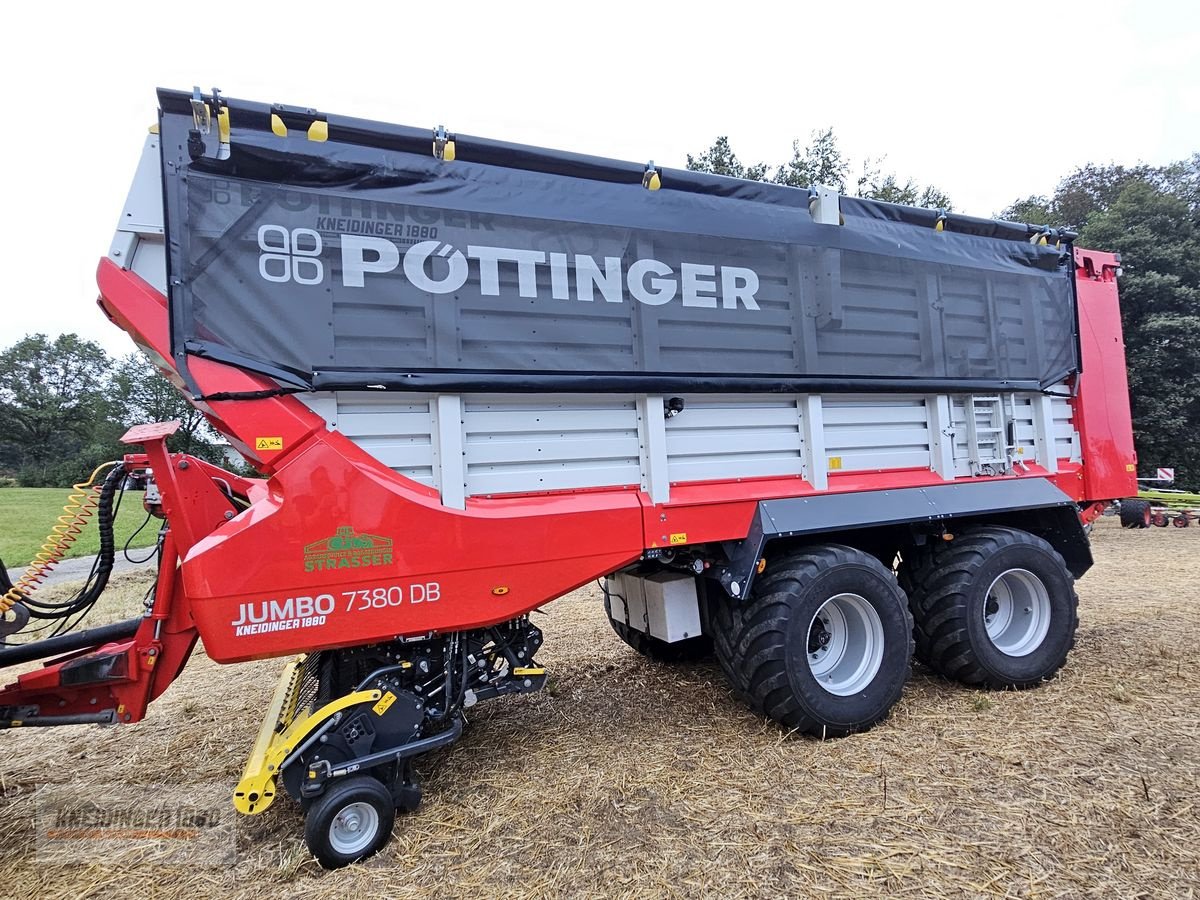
[717,479,1085,598]
[757,478,1076,535]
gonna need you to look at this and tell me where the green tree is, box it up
[1005,158,1200,488]
[687,128,952,208]
[773,128,849,190]
[1076,173,1200,488]
[999,195,1054,226]
[855,161,953,210]
[111,353,225,463]
[1001,163,1168,230]
[0,334,115,485]
[685,136,769,181]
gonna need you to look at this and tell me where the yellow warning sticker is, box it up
[373,691,397,716]
[669,532,688,545]
[1125,464,1136,472]
[255,437,284,451]
[828,456,843,470]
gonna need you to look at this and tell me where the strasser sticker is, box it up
[304,526,394,573]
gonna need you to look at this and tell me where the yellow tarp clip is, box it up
[934,209,947,233]
[433,125,456,161]
[642,161,661,191]
[307,119,328,142]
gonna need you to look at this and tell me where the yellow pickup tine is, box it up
[233,655,304,814]
[233,654,382,816]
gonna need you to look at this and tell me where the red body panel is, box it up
[183,432,644,662]
[1071,248,1139,501]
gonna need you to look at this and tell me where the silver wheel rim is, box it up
[328,800,379,856]
[984,568,1051,657]
[806,593,885,696]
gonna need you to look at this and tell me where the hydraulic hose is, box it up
[1,462,125,618]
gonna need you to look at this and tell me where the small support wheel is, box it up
[1173,513,1190,528]
[304,776,395,869]
[1152,511,1169,528]
[1119,499,1152,529]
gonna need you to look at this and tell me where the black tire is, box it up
[712,544,913,738]
[603,584,712,662]
[900,527,1078,689]
[709,582,750,704]
[304,776,395,870]
[1119,498,1152,528]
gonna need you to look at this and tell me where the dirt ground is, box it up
[1,516,1197,899]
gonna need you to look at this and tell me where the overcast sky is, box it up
[1,0,1196,355]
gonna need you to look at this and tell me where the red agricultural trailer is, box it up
[0,87,1136,867]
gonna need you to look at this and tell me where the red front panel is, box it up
[182,433,643,662]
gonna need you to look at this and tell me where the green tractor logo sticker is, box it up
[304,526,394,573]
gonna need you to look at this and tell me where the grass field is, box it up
[0,488,156,571]
[1,517,1197,898]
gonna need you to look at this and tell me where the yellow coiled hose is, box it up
[0,461,118,615]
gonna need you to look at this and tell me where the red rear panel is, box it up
[1072,248,1138,501]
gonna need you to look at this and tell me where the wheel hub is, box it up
[328,800,380,855]
[983,568,1051,657]
[805,593,885,697]
[808,619,833,653]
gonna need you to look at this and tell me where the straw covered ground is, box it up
[1,516,1197,898]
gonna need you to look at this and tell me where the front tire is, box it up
[713,545,913,738]
[304,776,395,870]
[900,527,1078,689]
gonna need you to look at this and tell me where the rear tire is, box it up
[603,585,712,662]
[1120,498,1152,528]
[901,527,1078,689]
[304,776,395,870]
[713,545,913,738]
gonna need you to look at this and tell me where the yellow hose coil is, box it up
[0,462,117,615]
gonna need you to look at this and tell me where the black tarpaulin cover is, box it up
[157,89,1079,395]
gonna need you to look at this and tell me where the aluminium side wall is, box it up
[299,389,1079,508]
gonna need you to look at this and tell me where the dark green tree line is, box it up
[1004,155,1200,489]
[0,335,226,486]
